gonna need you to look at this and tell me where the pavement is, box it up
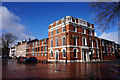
[1,59,120,80]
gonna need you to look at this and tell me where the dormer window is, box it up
[66,17,71,22]
[79,19,86,25]
[72,18,76,23]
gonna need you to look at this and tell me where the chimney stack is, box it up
[25,40,27,42]
[21,41,22,44]
[29,38,31,41]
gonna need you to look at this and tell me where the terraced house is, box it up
[16,40,27,57]
[15,16,120,62]
[26,38,48,62]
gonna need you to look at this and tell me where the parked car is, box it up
[22,57,38,63]
[17,56,27,63]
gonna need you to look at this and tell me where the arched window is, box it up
[51,51,53,57]
[63,50,66,58]
[74,49,77,58]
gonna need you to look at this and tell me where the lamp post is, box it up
[65,32,68,64]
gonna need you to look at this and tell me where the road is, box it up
[2,59,120,80]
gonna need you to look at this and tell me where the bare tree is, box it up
[2,33,17,56]
[90,2,119,31]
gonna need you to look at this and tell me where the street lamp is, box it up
[65,32,68,64]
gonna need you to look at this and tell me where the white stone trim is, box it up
[61,47,66,52]
[47,59,83,62]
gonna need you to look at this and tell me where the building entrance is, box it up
[55,52,59,60]
[82,50,90,62]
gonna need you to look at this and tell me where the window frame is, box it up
[62,26,65,32]
[51,51,53,58]
[56,38,59,47]
[62,37,66,46]
[63,49,66,58]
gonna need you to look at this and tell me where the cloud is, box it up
[0,6,35,46]
[99,31,119,43]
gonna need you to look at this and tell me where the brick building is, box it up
[15,16,120,62]
[26,38,48,62]
[48,16,100,62]
[9,45,17,58]
[16,41,27,57]
[99,38,116,60]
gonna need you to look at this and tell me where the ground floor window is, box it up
[51,51,53,57]
[63,50,66,58]
[96,51,99,58]
[74,49,77,58]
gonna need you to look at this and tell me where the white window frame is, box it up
[62,49,66,58]
[56,38,59,47]
[50,39,53,47]
[50,51,53,58]
[96,40,98,48]
[102,40,104,46]
[73,49,77,58]
[82,37,87,46]
[82,28,86,34]
[74,36,77,46]
[72,18,76,23]
[66,17,72,22]
[62,26,65,32]
[42,41,43,45]
[62,36,66,46]
[33,43,34,47]
[90,39,93,48]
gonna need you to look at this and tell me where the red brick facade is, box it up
[26,38,48,62]
[48,16,100,62]
[15,16,120,62]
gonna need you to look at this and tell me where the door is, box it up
[56,52,58,60]
[84,51,86,61]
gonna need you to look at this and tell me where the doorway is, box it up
[55,52,59,61]
[84,51,86,61]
